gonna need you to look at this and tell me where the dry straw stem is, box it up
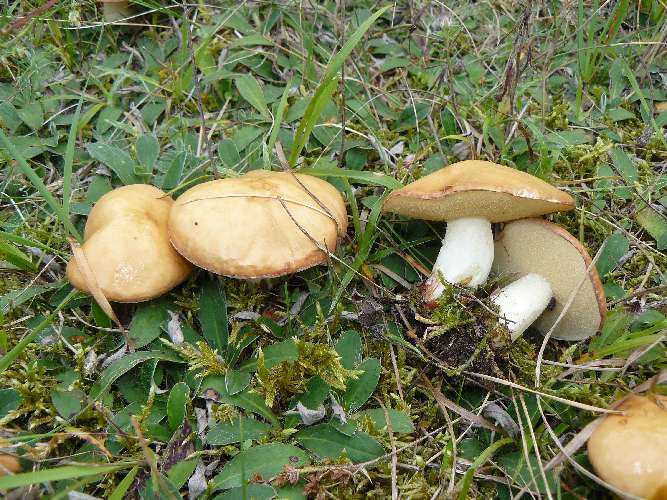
[68,239,125,338]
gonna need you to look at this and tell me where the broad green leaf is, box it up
[596,231,629,277]
[51,388,84,419]
[128,298,170,349]
[136,134,160,174]
[0,388,21,418]
[214,484,276,500]
[395,101,430,131]
[298,164,401,189]
[606,108,635,121]
[235,75,270,119]
[263,339,298,369]
[160,151,186,190]
[206,417,271,445]
[17,102,43,130]
[354,408,415,433]
[0,282,62,315]
[295,423,384,462]
[86,143,140,185]
[201,376,278,426]
[498,451,558,495]
[0,241,36,271]
[342,358,381,411]
[0,463,134,489]
[225,369,251,395]
[218,139,241,170]
[544,130,592,147]
[167,458,198,489]
[199,276,228,352]
[335,331,362,369]
[636,206,667,250]
[212,443,309,490]
[90,351,184,399]
[167,382,190,430]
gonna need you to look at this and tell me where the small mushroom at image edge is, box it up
[382,160,574,303]
[67,185,193,303]
[492,218,606,341]
[0,454,21,476]
[587,394,667,500]
[101,0,131,22]
[167,170,348,279]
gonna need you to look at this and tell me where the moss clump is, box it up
[163,340,227,377]
[256,338,362,408]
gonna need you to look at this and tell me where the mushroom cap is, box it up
[588,395,667,500]
[0,454,21,476]
[167,170,348,278]
[382,160,574,222]
[67,184,192,303]
[492,218,606,341]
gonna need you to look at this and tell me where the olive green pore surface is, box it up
[382,161,574,222]
[383,189,574,223]
[493,219,605,341]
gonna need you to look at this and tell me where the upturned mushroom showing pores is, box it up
[588,395,667,500]
[492,219,606,340]
[67,185,193,303]
[382,160,574,303]
[168,170,348,278]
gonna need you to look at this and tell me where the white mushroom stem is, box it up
[491,273,553,340]
[102,1,130,22]
[423,217,494,303]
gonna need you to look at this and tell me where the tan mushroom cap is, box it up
[382,160,574,221]
[168,170,348,278]
[67,185,193,303]
[0,454,21,476]
[588,395,667,500]
[493,218,606,341]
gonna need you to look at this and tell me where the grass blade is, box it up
[0,463,135,490]
[62,100,82,219]
[0,288,78,374]
[0,130,82,242]
[289,5,390,166]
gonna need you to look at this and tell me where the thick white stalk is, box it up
[423,217,494,303]
[491,273,553,340]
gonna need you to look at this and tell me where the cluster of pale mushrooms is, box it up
[66,161,666,498]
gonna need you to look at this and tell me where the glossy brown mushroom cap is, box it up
[67,185,192,303]
[588,395,667,500]
[382,160,574,222]
[493,218,606,341]
[168,170,348,278]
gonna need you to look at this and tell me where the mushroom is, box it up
[67,185,193,303]
[0,454,21,476]
[382,160,574,302]
[167,170,348,278]
[588,394,667,499]
[492,218,606,340]
[101,0,130,22]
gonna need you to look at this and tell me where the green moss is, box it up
[256,339,362,408]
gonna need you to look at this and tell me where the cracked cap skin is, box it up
[168,170,348,279]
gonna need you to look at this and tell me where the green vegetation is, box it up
[0,1,666,498]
